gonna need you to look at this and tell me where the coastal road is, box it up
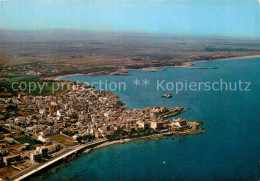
[8,148,70,181]
[9,138,107,181]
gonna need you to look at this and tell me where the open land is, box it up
[0,30,260,79]
[0,30,259,180]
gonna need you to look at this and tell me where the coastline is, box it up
[10,136,170,180]
[13,125,204,181]
[199,54,260,62]
[43,54,260,81]
[91,134,166,151]
[16,54,258,180]
[93,139,131,150]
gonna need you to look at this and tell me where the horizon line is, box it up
[1,28,260,40]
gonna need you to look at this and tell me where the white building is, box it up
[150,121,163,129]
[38,135,52,144]
[137,121,150,129]
[172,118,188,128]
[57,110,66,117]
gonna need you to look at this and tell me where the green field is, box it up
[15,136,42,146]
[0,76,65,96]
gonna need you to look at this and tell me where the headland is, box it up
[0,81,205,180]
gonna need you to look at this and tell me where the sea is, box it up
[38,57,260,180]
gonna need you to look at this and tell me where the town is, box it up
[0,82,205,180]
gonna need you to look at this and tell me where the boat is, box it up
[161,93,172,98]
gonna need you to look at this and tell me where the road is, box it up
[9,138,107,181]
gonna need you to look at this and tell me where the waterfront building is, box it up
[150,121,164,129]
[172,118,188,128]
[3,155,21,165]
[30,151,42,162]
[137,121,150,129]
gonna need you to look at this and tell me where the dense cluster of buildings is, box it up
[0,83,190,174]
[0,63,50,76]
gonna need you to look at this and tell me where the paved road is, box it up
[9,138,107,181]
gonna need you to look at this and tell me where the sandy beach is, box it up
[86,134,167,153]
[43,55,260,81]
[191,54,260,64]
[83,134,166,154]
[93,139,131,150]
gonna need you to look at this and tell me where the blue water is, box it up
[40,58,260,180]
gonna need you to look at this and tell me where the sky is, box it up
[0,0,260,38]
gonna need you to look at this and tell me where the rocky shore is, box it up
[83,121,205,153]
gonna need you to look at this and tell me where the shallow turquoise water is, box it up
[40,58,260,180]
